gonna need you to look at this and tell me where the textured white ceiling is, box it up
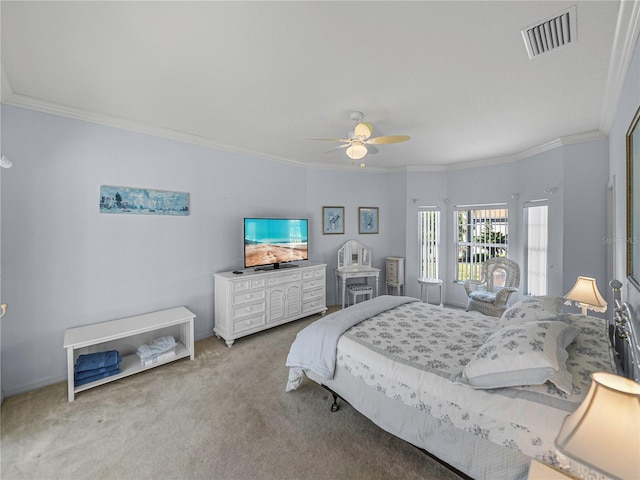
[2,1,637,170]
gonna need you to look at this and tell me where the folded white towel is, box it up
[140,348,176,367]
[137,335,177,360]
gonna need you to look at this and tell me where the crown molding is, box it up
[405,130,607,172]
[599,0,640,134]
[1,91,314,169]
[2,90,609,174]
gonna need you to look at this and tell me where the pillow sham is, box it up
[500,295,564,327]
[461,320,579,393]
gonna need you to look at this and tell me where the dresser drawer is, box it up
[302,267,325,280]
[303,298,325,314]
[302,288,324,302]
[266,272,302,286]
[302,278,324,291]
[232,314,266,334]
[232,302,266,320]
[232,277,266,292]
[232,289,266,306]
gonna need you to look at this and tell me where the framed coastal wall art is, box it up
[99,185,189,216]
[323,206,344,234]
[358,207,379,234]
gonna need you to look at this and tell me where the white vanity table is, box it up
[334,240,380,309]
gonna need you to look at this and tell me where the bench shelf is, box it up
[63,306,195,402]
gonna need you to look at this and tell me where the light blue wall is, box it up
[401,144,608,310]
[0,106,314,395]
[0,107,409,396]
[1,101,612,397]
[304,167,402,304]
[562,141,609,297]
[610,34,640,314]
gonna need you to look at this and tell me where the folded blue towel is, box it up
[74,368,121,387]
[75,350,122,372]
[74,363,120,381]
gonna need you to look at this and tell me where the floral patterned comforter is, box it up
[338,302,616,463]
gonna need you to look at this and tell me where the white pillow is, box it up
[461,320,579,393]
[500,295,564,327]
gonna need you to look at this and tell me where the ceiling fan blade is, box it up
[366,135,411,145]
[354,121,373,140]
[309,137,351,143]
[326,144,350,153]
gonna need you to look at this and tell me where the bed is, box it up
[285,289,639,480]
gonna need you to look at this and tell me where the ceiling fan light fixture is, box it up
[311,111,409,165]
[346,141,367,160]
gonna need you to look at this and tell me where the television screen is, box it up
[244,218,308,269]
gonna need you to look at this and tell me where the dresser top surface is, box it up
[215,262,326,279]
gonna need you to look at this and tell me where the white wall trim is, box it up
[3,374,68,399]
[1,91,311,169]
[599,0,640,134]
[0,91,609,174]
[406,131,606,172]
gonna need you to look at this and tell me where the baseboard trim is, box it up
[4,374,68,399]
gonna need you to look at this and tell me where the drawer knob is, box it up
[246,320,253,325]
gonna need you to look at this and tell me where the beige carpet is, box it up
[1,308,464,480]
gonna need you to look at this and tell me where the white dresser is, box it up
[385,256,405,295]
[214,263,327,346]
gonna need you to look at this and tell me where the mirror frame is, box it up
[627,105,640,290]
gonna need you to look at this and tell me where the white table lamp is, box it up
[564,276,607,315]
[555,372,640,480]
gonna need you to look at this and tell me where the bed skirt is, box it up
[308,365,530,480]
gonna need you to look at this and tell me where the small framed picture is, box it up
[322,206,344,234]
[359,207,379,234]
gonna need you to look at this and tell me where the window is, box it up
[455,205,508,282]
[418,207,440,279]
[524,201,548,295]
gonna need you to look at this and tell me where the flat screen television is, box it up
[244,217,308,270]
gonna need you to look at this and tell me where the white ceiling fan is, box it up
[312,112,410,166]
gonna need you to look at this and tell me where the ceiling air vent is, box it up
[521,5,577,59]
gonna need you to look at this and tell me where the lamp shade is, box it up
[555,372,640,480]
[564,276,607,314]
[346,141,367,160]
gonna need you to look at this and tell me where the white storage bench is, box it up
[63,306,195,402]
